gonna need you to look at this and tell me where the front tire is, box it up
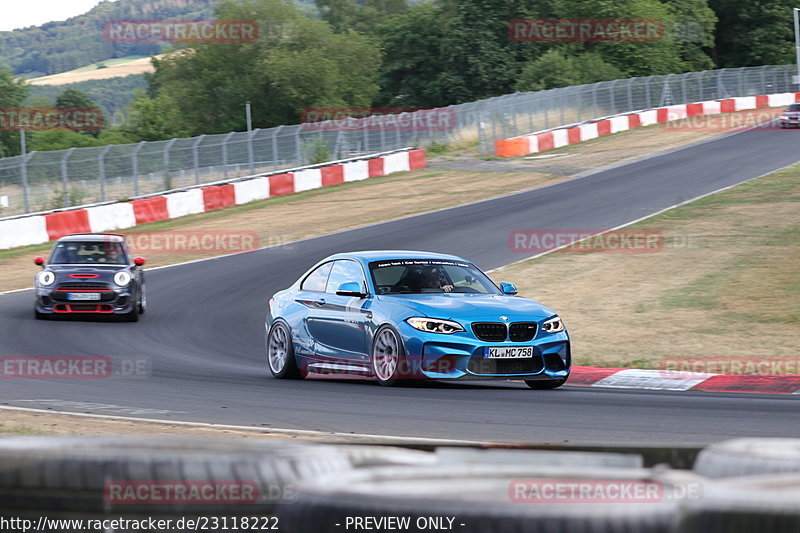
[524,377,568,390]
[267,321,302,379]
[34,309,49,320]
[371,325,414,387]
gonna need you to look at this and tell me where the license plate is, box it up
[67,292,101,301]
[484,346,533,359]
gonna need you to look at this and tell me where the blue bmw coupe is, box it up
[265,251,570,388]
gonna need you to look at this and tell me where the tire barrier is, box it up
[677,473,800,532]
[278,464,705,533]
[694,438,800,479]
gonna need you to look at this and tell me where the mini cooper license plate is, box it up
[68,292,101,301]
[484,346,533,359]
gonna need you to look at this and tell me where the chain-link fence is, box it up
[0,64,794,217]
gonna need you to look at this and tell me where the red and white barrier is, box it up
[86,203,136,233]
[570,366,800,394]
[495,92,800,157]
[0,148,424,250]
[293,169,323,193]
[0,215,49,249]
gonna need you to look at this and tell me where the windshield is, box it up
[49,241,128,265]
[369,259,500,295]
[787,104,800,112]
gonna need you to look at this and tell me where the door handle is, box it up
[315,298,326,307]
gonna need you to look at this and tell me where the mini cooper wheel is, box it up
[267,321,302,379]
[371,325,412,387]
[137,285,146,314]
[524,377,568,390]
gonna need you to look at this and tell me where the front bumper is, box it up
[398,322,570,381]
[35,287,136,315]
[780,118,800,127]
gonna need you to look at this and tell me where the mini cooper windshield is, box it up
[370,259,501,294]
[49,241,128,265]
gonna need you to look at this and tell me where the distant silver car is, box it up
[779,103,800,128]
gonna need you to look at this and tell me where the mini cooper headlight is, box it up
[37,271,55,286]
[114,271,131,287]
[406,317,464,334]
[542,316,565,334]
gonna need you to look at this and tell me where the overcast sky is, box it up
[1,0,114,32]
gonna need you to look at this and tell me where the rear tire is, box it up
[267,321,302,379]
[525,377,568,390]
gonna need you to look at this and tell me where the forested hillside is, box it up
[0,0,217,77]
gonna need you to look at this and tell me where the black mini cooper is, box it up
[33,233,146,321]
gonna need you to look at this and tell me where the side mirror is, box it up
[34,256,45,267]
[133,257,146,267]
[500,282,518,295]
[336,281,367,298]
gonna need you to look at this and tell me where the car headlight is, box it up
[114,271,131,287]
[542,316,565,334]
[37,271,55,286]
[781,115,790,119]
[406,317,464,334]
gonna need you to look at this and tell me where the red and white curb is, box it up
[494,92,800,157]
[0,148,426,250]
[569,366,800,395]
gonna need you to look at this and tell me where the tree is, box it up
[515,49,625,91]
[435,0,547,103]
[708,0,797,67]
[0,66,30,157]
[552,0,689,77]
[316,0,409,34]
[374,4,449,107]
[55,88,97,110]
[659,0,717,71]
[127,0,381,138]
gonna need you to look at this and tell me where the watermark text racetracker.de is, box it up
[300,107,455,132]
[663,110,783,132]
[0,356,150,379]
[661,357,800,378]
[509,229,702,254]
[104,19,258,43]
[124,231,295,255]
[509,479,702,503]
[0,108,103,132]
[509,19,664,42]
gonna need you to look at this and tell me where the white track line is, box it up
[0,405,487,445]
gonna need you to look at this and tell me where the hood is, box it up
[377,293,556,321]
[45,264,127,283]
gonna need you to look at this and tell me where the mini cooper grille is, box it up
[468,357,544,375]
[472,322,507,342]
[56,282,110,290]
[509,322,537,342]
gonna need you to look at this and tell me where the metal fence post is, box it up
[248,130,256,175]
[294,129,303,165]
[163,138,177,189]
[222,132,235,180]
[19,132,30,213]
[98,145,111,202]
[132,141,145,197]
[193,135,205,185]
[60,148,75,208]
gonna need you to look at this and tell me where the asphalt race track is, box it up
[1,124,798,445]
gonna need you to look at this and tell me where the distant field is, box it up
[28,55,163,86]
